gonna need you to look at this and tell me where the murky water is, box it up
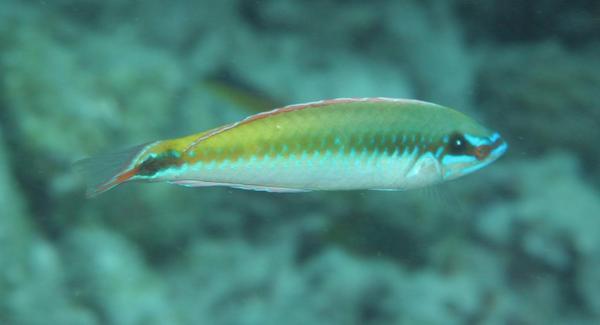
[0,1,599,324]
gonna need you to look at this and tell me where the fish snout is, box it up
[484,132,508,162]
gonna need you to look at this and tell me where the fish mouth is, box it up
[473,133,508,172]
[473,132,507,161]
[487,133,508,160]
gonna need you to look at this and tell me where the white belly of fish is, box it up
[166,150,443,192]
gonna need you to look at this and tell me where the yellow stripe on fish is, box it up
[76,98,507,197]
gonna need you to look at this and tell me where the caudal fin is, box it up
[74,143,150,198]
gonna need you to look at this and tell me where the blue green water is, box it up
[0,1,599,324]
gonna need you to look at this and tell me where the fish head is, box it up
[438,129,508,181]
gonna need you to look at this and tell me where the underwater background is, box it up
[1,0,599,324]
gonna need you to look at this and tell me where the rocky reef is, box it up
[1,0,599,324]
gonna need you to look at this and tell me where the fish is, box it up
[76,97,508,197]
[202,70,282,114]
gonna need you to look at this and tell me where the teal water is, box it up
[1,1,599,324]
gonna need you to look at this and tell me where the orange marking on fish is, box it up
[116,167,139,183]
[88,167,139,197]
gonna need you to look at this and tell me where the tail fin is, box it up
[74,143,151,198]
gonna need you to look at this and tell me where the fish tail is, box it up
[74,143,150,198]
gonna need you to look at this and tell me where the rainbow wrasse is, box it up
[78,98,507,197]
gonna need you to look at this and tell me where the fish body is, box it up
[78,98,507,197]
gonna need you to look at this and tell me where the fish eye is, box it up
[447,133,469,155]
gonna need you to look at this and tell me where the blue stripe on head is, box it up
[464,134,489,147]
[463,132,503,147]
[435,147,444,158]
[441,154,476,179]
[441,154,476,166]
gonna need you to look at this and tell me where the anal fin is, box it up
[169,180,311,193]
